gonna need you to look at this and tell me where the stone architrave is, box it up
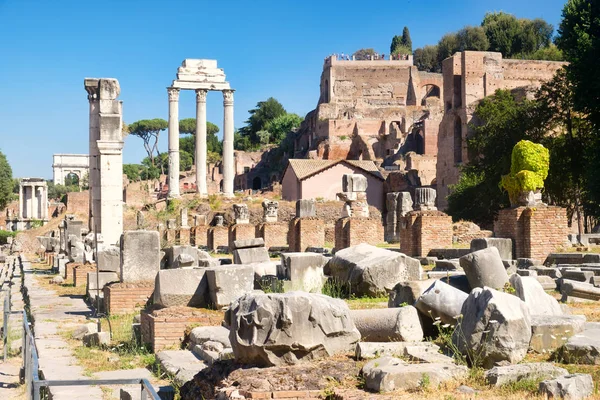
[262,200,278,223]
[233,204,249,224]
[85,78,124,245]
[414,187,437,211]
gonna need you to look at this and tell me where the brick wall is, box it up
[178,228,190,246]
[140,307,224,352]
[335,218,383,250]
[229,224,256,249]
[400,211,452,257]
[256,223,288,249]
[289,218,325,252]
[191,226,209,247]
[104,282,154,315]
[494,206,569,260]
[208,227,229,251]
[73,264,95,287]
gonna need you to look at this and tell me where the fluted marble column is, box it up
[222,89,235,197]
[196,89,208,197]
[167,87,181,198]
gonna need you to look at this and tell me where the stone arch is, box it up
[65,171,80,186]
[252,177,262,190]
[454,116,462,164]
[421,84,441,106]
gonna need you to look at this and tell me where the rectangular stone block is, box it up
[97,245,120,273]
[120,230,160,283]
[233,238,265,250]
[233,247,270,265]
[280,253,325,293]
[470,238,513,260]
[154,268,208,308]
[87,271,119,299]
[166,245,198,268]
[296,199,316,218]
[206,265,254,309]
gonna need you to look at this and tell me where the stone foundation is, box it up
[178,228,190,246]
[104,281,154,315]
[165,229,177,247]
[289,218,325,252]
[494,206,569,260]
[335,217,383,251]
[191,226,208,247]
[256,222,288,249]
[140,307,224,352]
[400,211,453,257]
[229,224,255,249]
[65,262,82,280]
[208,226,229,251]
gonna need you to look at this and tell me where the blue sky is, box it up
[0,0,566,179]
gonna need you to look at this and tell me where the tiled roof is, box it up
[286,159,384,181]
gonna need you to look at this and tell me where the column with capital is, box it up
[222,90,235,197]
[85,80,100,230]
[167,87,181,198]
[18,183,23,219]
[195,89,208,196]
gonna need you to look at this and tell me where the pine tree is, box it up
[401,26,412,52]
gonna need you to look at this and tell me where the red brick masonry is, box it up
[400,211,453,257]
[104,281,154,315]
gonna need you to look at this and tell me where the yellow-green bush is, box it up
[501,140,549,203]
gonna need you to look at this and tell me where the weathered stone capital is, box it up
[222,89,234,105]
[196,89,208,103]
[167,87,180,102]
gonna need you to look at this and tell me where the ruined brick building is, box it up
[294,52,565,209]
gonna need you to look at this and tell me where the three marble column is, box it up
[167,87,235,198]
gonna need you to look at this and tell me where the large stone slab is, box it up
[510,274,563,316]
[459,247,509,290]
[120,230,160,282]
[206,265,254,309]
[96,245,120,273]
[189,326,231,348]
[539,374,594,400]
[415,280,468,325]
[156,350,207,386]
[559,328,600,364]
[470,238,513,260]
[280,252,325,293]
[484,363,568,386]
[454,287,531,368]
[227,292,360,366]
[560,279,600,301]
[362,357,468,392]
[355,341,440,360]
[167,245,199,268]
[326,243,421,297]
[530,315,586,353]
[232,238,264,249]
[154,268,208,308]
[233,246,270,265]
[86,271,119,296]
[349,306,423,342]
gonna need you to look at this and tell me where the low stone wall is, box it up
[335,217,383,250]
[104,281,154,315]
[400,211,453,257]
[289,218,325,252]
[256,222,288,249]
[140,306,224,352]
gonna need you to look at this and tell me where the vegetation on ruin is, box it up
[128,118,168,172]
[0,149,13,210]
[0,229,16,244]
[413,12,561,72]
[352,48,377,60]
[390,26,412,56]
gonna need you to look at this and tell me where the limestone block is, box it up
[355,341,440,360]
[561,270,594,283]
[197,249,220,268]
[349,306,423,342]
[83,332,110,347]
[539,374,594,400]
[227,292,360,366]
[342,174,367,192]
[530,315,586,353]
[97,245,120,273]
[154,268,208,308]
[559,328,600,364]
[454,287,531,368]
[517,269,538,277]
[362,357,467,392]
[72,323,98,340]
[537,275,558,290]
[120,230,160,283]
[433,259,461,271]
[167,245,199,268]
[484,363,568,386]
[248,261,277,278]
[510,274,563,316]
[404,345,455,364]
[232,238,265,249]
[206,265,254,309]
[459,247,509,290]
[561,279,600,301]
[388,279,436,307]
[326,243,421,297]
[189,326,231,349]
[470,238,513,260]
[280,252,325,293]
[296,199,316,218]
[86,271,119,292]
[232,247,270,265]
[415,280,468,324]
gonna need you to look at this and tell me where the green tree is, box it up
[265,113,303,144]
[123,164,142,181]
[482,12,523,57]
[436,33,459,65]
[128,119,168,169]
[390,27,412,55]
[238,98,287,146]
[456,26,489,52]
[0,150,13,210]
[414,45,440,72]
[352,48,377,60]
[401,26,412,51]
[179,119,222,156]
[180,150,193,171]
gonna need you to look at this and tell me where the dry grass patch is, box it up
[345,296,389,310]
[34,274,86,297]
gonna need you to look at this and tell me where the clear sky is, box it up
[0,0,566,179]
